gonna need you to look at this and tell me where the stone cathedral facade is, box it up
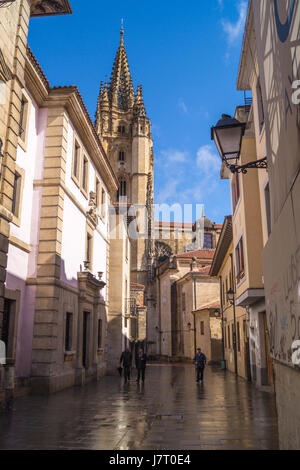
[95,27,155,347]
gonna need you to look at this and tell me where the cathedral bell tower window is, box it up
[118,125,126,135]
[119,151,125,162]
[117,177,127,200]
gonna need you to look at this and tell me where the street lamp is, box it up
[211,114,267,174]
[227,288,234,304]
[214,309,220,318]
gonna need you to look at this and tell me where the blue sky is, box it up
[28,0,248,224]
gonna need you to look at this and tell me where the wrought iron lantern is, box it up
[211,114,267,174]
[227,288,234,304]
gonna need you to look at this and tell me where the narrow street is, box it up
[0,364,278,450]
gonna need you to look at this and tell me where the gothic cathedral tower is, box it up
[95,27,155,347]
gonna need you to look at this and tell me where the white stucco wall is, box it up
[6,92,47,378]
[61,120,110,297]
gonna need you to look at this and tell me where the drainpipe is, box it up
[158,274,162,358]
[230,254,238,376]
[219,275,225,367]
[193,275,197,356]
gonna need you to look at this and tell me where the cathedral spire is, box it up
[108,26,134,111]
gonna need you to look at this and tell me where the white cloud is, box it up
[196,144,220,175]
[161,149,188,163]
[156,179,179,204]
[221,1,247,45]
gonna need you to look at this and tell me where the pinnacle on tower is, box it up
[102,82,109,108]
[95,81,104,132]
[133,85,146,117]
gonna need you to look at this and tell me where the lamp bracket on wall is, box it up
[228,156,268,174]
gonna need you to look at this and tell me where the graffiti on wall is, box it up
[268,245,300,367]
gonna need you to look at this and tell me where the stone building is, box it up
[242,0,300,449]
[94,27,155,351]
[107,206,131,374]
[154,213,222,260]
[1,45,119,399]
[154,249,220,361]
[193,301,222,365]
[0,0,72,404]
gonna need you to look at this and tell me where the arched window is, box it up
[119,150,125,162]
[117,177,127,200]
[118,124,126,135]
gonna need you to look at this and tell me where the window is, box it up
[95,178,100,208]
[98,319,102,349]
[237,322,241,353]
[224,325,227,349]
[200,321,205,336]
[232,324,235,351]
[118,124,125,135]
[101,188,106,218]
[235,237,245,283]
[73,141,80,180]
[264,182,271,237]
[82,156,88,193]
[231,172,240,213]
[256,78,265,133]
[65,313,73,352]
[12,171,21,218]
[203,233,213,249]
[225,277,228,304]
[117,177,127,199]
[119,151,125,162]
[1,299,11,351]
[228,325,231,349]
[18,95,29,142]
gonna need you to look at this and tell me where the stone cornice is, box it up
[45,88,119,193]
[30,0,72,17]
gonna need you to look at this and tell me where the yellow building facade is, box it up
[210,216,250,380]
[242,0,300,449]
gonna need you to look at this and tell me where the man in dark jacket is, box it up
[120,347,132,383]
[136,348,147,383]
[194,348,207,383]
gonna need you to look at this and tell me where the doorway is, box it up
[243,319,251,381]
[263,312,274,386]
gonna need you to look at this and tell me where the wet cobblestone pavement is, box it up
[0,364,279,450]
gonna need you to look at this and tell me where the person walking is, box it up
[120,347,132,384]
[194,348,207,383]
[136,348,147,384]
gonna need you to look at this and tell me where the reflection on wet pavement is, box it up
[0,364,279,450]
